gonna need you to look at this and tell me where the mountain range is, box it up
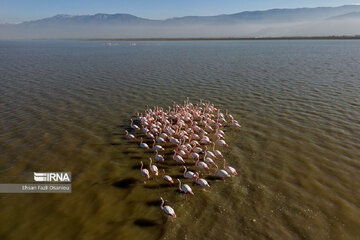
[1,5,360,39]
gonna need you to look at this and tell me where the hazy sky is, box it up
[1,0,360,23]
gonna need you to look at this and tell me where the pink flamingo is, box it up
[203,152,215,166]
[195,157,210,171]
[173,150,185,164]
[140,137,149,149]
[155,150,164,162]
[162,169,173,185]
[124,130,136,140]
[200,136,211,145]
[140,161,150,182]
[159,197,176,218]
[176,145,187,157]
[182,166,196,179]
[204,146,216,159]
[189,151,200,161]
[146,130,155,139]
[177,179,194,200]
[131,119,140,130]
[195,172,210,189]
[149,157,158,177]
[216,139,228,147]
[223,159,237,176]
[170,137,180,145]
[152,139,165,151]
[215,165,231,182]
[156,136,166,143]
[211,142,223,158]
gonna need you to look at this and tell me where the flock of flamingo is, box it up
[125,99,241,220]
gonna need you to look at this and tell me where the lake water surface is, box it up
[0,40,359,240]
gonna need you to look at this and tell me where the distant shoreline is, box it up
[87,36,360,41]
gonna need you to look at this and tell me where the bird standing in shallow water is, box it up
[162,169,173,185]
[215,165,231,182]
[182,166,196,179]
[223,159,237,176]
[140,161,150,183]
[125,130,136,140]
[149,157,158,177]
[140,137,149,149]
[159,197,176,221]
[177,179,194,200]
[195,172,210,189]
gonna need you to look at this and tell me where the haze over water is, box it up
[0,40,359,240]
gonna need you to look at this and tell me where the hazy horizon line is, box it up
[2,4,359,25]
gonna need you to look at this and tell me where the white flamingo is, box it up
[162,169,173,184]
[176,146,187,157]
[173,150,185,164]
[182,166,196,179]
[156,136,166,143]
[212,142,223,158]
[160,132,168,140]
[215,165,231,182]
[149,157,158,176]
[216,139,228,147]
[131,119,140,130]
[203,152,215,166]
[152,139,165,151]
[159,197,176,218]
[191,142,203,153]
[170,137,180,145]
[195,172,210,189]
[146,130,155,139]
[177,179,194,200]
[204,146,216,159]
[155,150,164,162]
[140,161,150,182]
[124,130,135,140]
[140,137,149,149]
[233,122,241,128]
[223,159,237,176]
[189,151,200,160]
[200,137,211,145]
[195,157,210,171]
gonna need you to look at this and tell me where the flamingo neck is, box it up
[160,198,164,209]
[178,180,182,190]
